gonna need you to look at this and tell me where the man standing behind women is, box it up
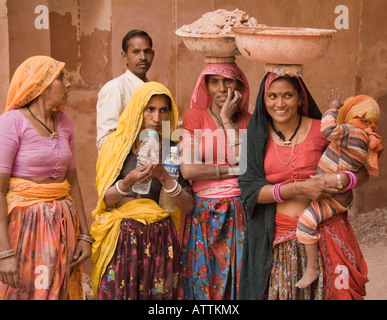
[180,62,252,300]
[96,29,154,150]
[0,56,91,299]
[238,72,368,300]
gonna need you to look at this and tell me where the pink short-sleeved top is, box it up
[181,108,251,164]
[181,107,251,195]
[264,119,329,184]
[0,109,76,178]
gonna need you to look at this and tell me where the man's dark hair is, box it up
[122,29,153,53]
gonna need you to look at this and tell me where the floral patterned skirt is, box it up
[181,195,246,300]
[267,238,325,300]
[97,217,183,300]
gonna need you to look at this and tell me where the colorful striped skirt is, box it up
[181,195,246,300]
[97,217,183,300]
[0,199,81,300]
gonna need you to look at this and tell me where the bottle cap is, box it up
[148,129,158,137]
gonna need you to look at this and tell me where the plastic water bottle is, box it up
[159,145,180,212]
[132,129,159,194]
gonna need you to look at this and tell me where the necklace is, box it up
[27,106,57,136]
[272,130,299,166]
[271,115,302,146]
[209,106,224,129]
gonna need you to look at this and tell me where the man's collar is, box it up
[125,69,148,83]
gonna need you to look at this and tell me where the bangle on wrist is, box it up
[339,171,357,190]
[215,164,221,180]
[273,183,285,203]
[115,179,130,196]
[336,173,343,189]
[163,179,178,193]
[77,234,95,244]
[295,181,300,196]
[228,164,236,176]
[163,179,182,197]
[0,249,15,259]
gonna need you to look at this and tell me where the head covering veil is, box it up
[237,73,321,300]
[5,55,65,112]
[90,82,180,296]
[190,63,250,115]
[337,95,383,176]
[95,81,179,211]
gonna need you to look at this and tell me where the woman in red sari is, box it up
[238,72,368,300]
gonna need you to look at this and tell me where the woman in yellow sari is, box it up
[0,56,91,300]
[91,81,194,300]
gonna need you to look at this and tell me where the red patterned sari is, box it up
[268,212,368,300]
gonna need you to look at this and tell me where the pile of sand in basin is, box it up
[177,8,264,35]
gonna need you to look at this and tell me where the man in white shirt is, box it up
[96,29,155,150]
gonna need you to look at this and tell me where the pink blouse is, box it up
[181,107,251,196]
[0,110,76,178]
[264,119,329,184]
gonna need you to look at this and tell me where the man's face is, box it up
[122,36,154,81]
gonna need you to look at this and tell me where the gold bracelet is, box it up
[77,234,95,244]
[0,249,15,259]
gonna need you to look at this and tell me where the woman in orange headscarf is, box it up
[0,56,91,300]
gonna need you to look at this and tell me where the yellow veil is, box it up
[90,81,180,296]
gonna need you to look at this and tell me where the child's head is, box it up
[337,95,380,125]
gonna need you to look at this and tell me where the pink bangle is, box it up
[340,171,357,190]
[273,183,285,203]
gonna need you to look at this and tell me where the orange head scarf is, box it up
[337,95,383,176]
[5,55,65,112]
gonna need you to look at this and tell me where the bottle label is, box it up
[163,163,179,176]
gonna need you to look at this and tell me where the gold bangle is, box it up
[0,249,15,259]
[77,234,95,244]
